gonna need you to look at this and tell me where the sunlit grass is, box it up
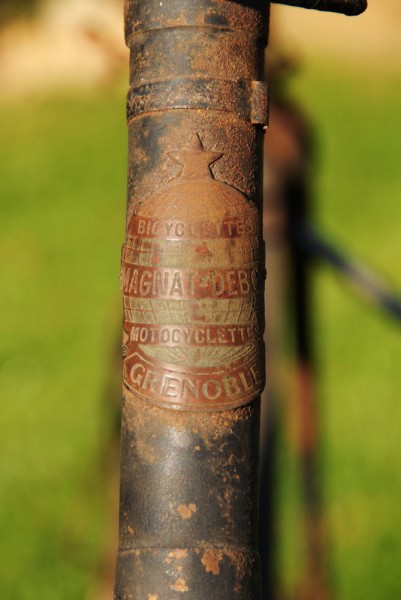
[275,63,401,599]
[0,86,126,599]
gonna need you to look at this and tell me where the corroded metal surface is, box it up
[121,137,265,411]
[115,0,269,598]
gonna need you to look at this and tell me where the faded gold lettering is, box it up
[175,222,185,237]
[170,272,184,296]
[130,363,145,385]
[202,380,222,401]
[162,376,180,397]
[222,376,241,396]
[137,219,146,234]
[227,270,238,295]
[238,270,250,294]
[182,378,198,400]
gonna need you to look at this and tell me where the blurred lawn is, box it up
[277,63,401,599]
[0,63,400,599]
[0,85,126,598]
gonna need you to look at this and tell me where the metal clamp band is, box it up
[125,0,267,41]
[127,77,269,125]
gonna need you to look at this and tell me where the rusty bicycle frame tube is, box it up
[114,1,269,598]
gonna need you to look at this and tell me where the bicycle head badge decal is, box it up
[121,135,265,410]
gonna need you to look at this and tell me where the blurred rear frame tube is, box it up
[114,1,269,598]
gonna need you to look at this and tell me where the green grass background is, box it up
[275,63,401,599]
[1,62,400,598]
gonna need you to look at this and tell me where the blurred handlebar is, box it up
[271,0,367,16]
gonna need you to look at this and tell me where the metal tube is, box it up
[271,0,367,16]
[114,1,269,597]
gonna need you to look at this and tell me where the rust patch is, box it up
[168,549,189,560]
[226,547,256,591]
[165,548,189,565]
[177,503,197,520]
[170,578,189,593]
[201,549,223,575]
[123,396,255,452]
[165,14,187,28]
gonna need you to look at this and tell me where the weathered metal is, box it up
[114,0,369,597]
[115,0,269,597]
